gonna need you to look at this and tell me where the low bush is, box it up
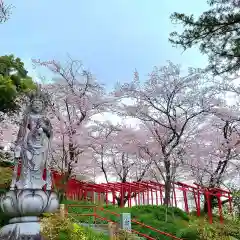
[0,166,12,188]
[176,216,240,240]
[117,229,143,240]
[40,213,108,240]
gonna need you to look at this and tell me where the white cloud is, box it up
[91,112,121,125]
[91,111,141,129]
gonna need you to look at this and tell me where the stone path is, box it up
[79,223,145,239]
[79,223,109,236]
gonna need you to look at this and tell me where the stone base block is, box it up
[0,221,43,240]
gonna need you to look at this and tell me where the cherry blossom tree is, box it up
[186,73,240,181]
[33,57,114,199]
[46,83,91,173]
[184,105,240,211]
[113,62,214,205]
[89,121,152,206]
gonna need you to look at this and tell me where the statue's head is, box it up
[31,98,44,113]
[28,87,50,114]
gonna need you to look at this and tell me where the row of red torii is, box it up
[10,165,233,224]
[51,171,232,224]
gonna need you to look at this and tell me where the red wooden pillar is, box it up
[155,189,158,205]
[129,185,132,208]
[197,189,201,217]
[193,189,200,216]
[105,190,108,206]
[127,191,130,208]
[151,187,154,205]
[77,189,80,201]
[91,190,94,203]
[216,193,223,224]
[98,191,101,203]
[74,192,76,200]
[134,189,137,206]
[112,190,116,205]
[79,188,83,200]
[137,184,140,206]
[120,184,124,207]
[205,191,213,224]
[183,188,189,213]
[84,190,87,201]
[147,184,150,205]
[142,191,145,205]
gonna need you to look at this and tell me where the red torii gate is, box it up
[61,178,232,224]
[10,164,233,224]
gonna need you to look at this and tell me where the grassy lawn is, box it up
[63,200,190,240]
[63,200,240,240]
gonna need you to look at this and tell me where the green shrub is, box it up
[176,227,199,239]
[0,166,12,188]
[41,213,108,240]
[176,216,240,240]
[117,229,141,240]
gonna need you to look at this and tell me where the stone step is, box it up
[79,223,109,236]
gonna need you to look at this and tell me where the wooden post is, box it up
[108,222,118,240]
[60,204,65,219]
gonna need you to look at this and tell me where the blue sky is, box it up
[2,0,209,89]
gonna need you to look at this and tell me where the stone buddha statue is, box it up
[10,88,53,190]
[0,87,59,240]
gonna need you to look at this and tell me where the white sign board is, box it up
[120,213,131,231]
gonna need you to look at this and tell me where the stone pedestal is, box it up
[0,221,41,240]
[0,190,59,239]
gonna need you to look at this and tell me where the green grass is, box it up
[63,200,190,240]
[58,225,109,240]
[63,200,240,240]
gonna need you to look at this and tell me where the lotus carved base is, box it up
[0,190,59,239]
[0,189,59,217]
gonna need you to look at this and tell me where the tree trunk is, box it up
[204,194,213,213]
[164,176,171,206]
[203,156,229,213]
[164,158,171,206]
[116,194,129,207]
[203,188,227,214]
